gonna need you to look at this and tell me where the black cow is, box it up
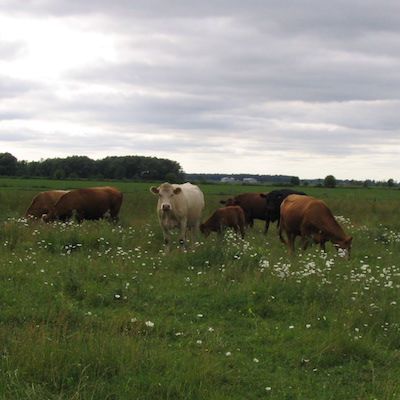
[260,189,307,232]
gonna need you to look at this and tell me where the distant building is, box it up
[221,177,237,184]
[243,177,258,184]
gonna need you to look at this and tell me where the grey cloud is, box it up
[2,1,400,178]
[0,40,26,59]
[0,131,37,141]
[0,76,38,99]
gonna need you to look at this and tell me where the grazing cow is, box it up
[150,182,204,251]
[220,192,269,233]
[260,189,307,232]
[42,186,123,223]
[25,190,69,219]
[279,194,352,257]
[200,206,245,239]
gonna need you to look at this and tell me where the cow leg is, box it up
[179,219,188,250]
[237,223,245,239]
[109,202,121,223]
[264,218,270,234]
[300,223,314,251]
[193,220,201,244]
[161,227,171,253]
[278,226,287,245]
[287,233,296,255]
[73,209,83,223]
[301,236,311,250]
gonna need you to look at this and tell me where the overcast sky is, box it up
[1,1,400,180]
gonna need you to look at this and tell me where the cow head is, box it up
[41,209,56,223]
[200,223,211,237]
[220,198,237,206]
[150,183,182,212]
[334,236,353,258]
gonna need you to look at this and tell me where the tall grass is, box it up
[0,178,400,399]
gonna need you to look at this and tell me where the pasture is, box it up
[1,177,400,399]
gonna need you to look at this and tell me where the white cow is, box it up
[150,182,205,251]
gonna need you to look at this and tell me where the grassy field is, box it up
[1,177,400,399]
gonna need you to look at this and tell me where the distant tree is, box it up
[324,175,337,188]
[164,172,180,183]
[0,152,18,176]
[63,156,95,178]
[290,176,300,186]
[16,160,28,176]
[388,178,395,187]
[302,180,309,187]
[1,154,184,181]
[53,168,66,180]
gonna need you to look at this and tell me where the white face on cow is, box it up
[150,183,182,212]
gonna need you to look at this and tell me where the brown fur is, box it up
[42,186,123,222]
[201,206,245,238]
[220,192,269,233]
[25,190,69,219]
[279,194,352,256]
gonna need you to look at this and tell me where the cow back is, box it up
[54,186,122,220]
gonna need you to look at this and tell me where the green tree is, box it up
[0,152,18,176]
[388,178,395,187]
[324,175,337,188]
[290,176,300,186]
[53,168,66,180]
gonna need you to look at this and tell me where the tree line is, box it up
[0,153,184,182]
[0,152,396,187]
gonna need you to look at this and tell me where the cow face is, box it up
[200,223,211,237]
[220,198,237,206]
[150,183,182,212]
[41,212,54,223]
[334,236,353,258]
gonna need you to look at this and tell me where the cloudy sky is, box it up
[1,1,400,180]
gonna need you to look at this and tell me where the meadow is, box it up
[0,177,400,399]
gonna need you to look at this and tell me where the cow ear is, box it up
[260,193,266,198]
[173,187,182,195]
[150,186,159,195]
[220,200,226,204]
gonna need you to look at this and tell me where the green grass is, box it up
[1,178,400,399]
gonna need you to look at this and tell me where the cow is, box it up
[200,206,245,239]
[25,190,69,219]
[220,192,269,233]
[279,194,352,257]
[150,182,204,252]
[260,189,307,232]
[42,186,123,223]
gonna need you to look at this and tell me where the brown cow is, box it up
[25,190,69,219]
[200,206,245,238]
[279,194,352,256]
[220,192,269,233]
[42,186,123,223]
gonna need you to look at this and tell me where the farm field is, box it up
[1,177,400,399]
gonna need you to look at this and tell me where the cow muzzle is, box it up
[161,203,171,211]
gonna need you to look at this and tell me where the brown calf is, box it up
[200,206,245,238]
